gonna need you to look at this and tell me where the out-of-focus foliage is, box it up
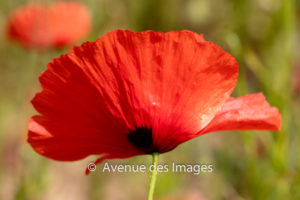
[0,0,300,199]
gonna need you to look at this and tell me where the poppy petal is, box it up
[96,30,238,152]
[28,116,142,161]
[199,93,281,134]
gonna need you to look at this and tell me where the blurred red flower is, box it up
[295,70,300,94]
[7,2,91,49]
[28,30,281,173]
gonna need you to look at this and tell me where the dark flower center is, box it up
[126,127,158,154]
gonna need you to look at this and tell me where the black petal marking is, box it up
[126,127,158,154]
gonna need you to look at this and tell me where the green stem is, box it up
[147,152,159,200]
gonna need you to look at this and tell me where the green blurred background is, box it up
[0,0,300,199]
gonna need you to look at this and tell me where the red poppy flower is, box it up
[28,30,281,173]
[7,2,91,49]
[295,70,300,94]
